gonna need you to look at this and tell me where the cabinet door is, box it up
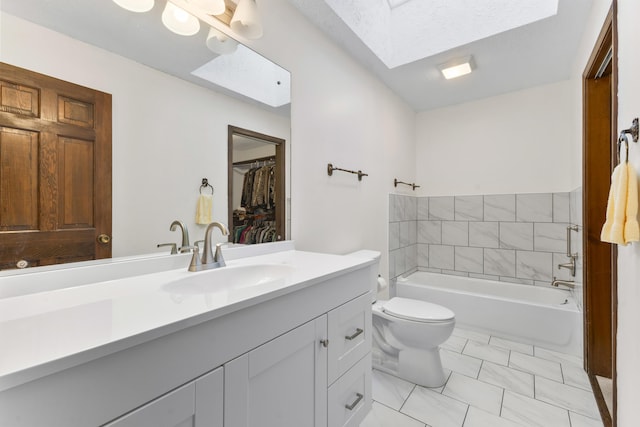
[104,367,223,427]
[103,382,196,427]
[225,316,328,427]
[328,293,372,384]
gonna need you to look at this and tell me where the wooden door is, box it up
[0,62,112,270]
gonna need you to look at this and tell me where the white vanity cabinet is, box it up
[225,316,328,427]
[104,367,223,427]
[0,247,377,427]
[225,292,372,427]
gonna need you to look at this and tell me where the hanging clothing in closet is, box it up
[241,165,276,209]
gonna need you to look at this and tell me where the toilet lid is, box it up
[382,297,455,322]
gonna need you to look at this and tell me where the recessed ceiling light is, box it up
[438,56,475,80]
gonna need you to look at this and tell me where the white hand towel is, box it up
[195,194,213,225]
[624,163,639,243]
[601,163,627,245]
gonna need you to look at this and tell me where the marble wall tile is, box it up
[455,246,484,274]
[553,253,575,280]
[404,195,417,221]
[442,269,469,277]
[389,222,400,250]
[570,188,583,227]
[408,221,417,245]
[406,244,417,271]
[429,196,455,220]
[516,193,553,222]
[500,277,534,285]
[516,251,553,281]
[534,223,568,253]
[418,220,441,244]
[553,192,571,223]
[429,245,454,270]
[484,249,516,277]
[442,221,469,246]
[417,197,429,220]
[469,222,499,248]
[484,194,516,222]
[389,194,401,222]
[417,244,429,267]
[400,221,410,247]
[500,222,534,250]
[469,273,500,281]
[389,249,397,278]
[455,195,484,221]
[394,247,406,278]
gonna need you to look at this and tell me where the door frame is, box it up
[582,3,617,426]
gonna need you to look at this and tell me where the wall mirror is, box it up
[228,126,286,245]
[0,0,291,273]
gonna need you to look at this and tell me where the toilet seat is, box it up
[381,297,455,323]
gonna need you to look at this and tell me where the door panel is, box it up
[0,62,112,270]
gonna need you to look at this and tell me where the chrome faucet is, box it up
[551,277,576,289]
[170,220,191,253]
[189,222,229,272]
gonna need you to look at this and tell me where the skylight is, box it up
[192,45,291,108]
[324,0,559,69]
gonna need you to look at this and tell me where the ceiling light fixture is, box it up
[230,0,263,40]
[438,56,475,80]
[191,0,226,16]
[112,0,155,13]
[162,1,201,36]
[206,27,239,54]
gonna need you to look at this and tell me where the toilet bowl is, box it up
[373,297,455,387]
[346,250,456,388]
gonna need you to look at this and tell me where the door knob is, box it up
[97,234,111,244]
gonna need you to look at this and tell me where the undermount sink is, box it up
[163,264,295,295]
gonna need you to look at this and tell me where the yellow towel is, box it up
[624,163,639,243]
[195,194,213,225]
[601,163,627,244]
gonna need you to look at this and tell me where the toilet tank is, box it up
[345,250,381,303]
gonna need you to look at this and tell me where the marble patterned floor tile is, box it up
[501,390,570,427]
[401,386,469,427]
[489,336,534,355]
[478,361,534,398]
[442,334,468,353]
[561,362,592,391]
[535,376,600,419]
[569,411,604,427]
[360,401,426,427]
[452,328,491,344]
[462,340,510,366]
[508,351,563,382]
[442,372,503,415]
[463,407,522,427]
[441,348,483,379]
[534,346,583,367]
[371,369,416,411]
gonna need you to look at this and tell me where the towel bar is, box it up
[327,163,368,181]
[394,179,420,190]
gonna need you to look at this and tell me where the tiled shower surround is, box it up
[389,190,583,305]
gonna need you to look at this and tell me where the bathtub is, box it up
[396,271,583,356]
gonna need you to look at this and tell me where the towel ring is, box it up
[200,178,214,195]
[618,134,629,163]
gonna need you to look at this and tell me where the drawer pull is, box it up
[345,328,363,341]
[345,393,364,410]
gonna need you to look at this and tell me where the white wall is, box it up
[240,0,417,279]
[0,12,290,257]
[415,80,575,196]
[615,0,640,424]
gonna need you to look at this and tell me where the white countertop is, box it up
[0,246,375,391]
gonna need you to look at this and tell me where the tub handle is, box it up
[345,328,363,341]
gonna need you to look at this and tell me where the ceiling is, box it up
[289,0,594,111]
[0,0,594,113]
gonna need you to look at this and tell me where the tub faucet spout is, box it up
[551,277,575,289]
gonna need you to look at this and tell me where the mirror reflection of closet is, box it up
[228,126,286,245]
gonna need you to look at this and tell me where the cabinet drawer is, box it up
[328,292,372,384]
[328,354,372,427]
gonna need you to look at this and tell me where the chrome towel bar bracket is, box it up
[394,178,420,190]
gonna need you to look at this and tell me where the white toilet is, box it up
[348,250,456,388]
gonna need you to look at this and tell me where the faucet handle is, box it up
[188,246,203,272]
[214,243,226,267]
[157,243,178,255]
